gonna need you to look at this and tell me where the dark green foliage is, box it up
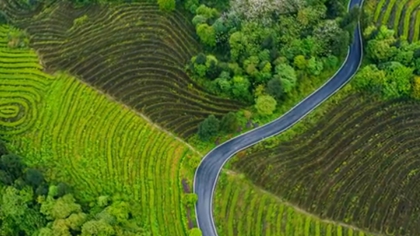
[266,78,284,101]
[0,170,13,185]
[195,53,207,64]
[25,168,44,187]
[56,182,72,198]
[324,0,346,19]
[206,60,222,79]
[0,154,24,181]
[197,115,220,141]
[220,112,238,133]
[0,141,7,157]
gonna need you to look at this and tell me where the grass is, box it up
[0,24,200,235]
[370,0,420,41]
[214,172,378,236]
[0,0,243,139]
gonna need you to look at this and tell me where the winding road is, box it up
[193,0,364,235]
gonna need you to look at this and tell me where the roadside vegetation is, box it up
[217,0,420,235]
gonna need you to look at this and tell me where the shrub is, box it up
[197,115,220,141]
[255,95,277,116]
[157,0,175,12]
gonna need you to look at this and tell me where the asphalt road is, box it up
[193,0,364,235]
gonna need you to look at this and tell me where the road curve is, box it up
[193,0,364,235]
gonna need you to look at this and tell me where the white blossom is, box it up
[230,0,306,24]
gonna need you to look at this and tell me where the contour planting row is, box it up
[7,72,197,236]
[213,174,376,236]
[0,29,53,136]
[8,1,243,138]
[0,25,198,235]
[374,0,420,41]
[233,97,420,235]
[0,0,43,21]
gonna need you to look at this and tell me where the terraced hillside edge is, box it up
[0,24,200,235]
[0,0,243,139]
[214,172,377,236]
[369,0,420,41]
[232,95,420,235]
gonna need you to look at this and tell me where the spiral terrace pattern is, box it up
[374,0,420,41]
[0,26,53,135]
[0,25,199,235]
[0,0,244,139]
[234,95,420,235]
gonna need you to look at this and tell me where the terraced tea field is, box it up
[214,173,376,236]
[0,24,198,235]
[232,94,420,235]
[372,0,420,41]
[0,0,243,139]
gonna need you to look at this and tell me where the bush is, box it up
[255,95,277,116]
[220,112,238,133]
[157,0,175,12]
[197,115,220,141]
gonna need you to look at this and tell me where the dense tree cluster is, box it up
[354,25,420,99]
[0,145,151,236]
[186,0,359,111]
[189,0,359,140]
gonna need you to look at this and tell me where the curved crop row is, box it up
[0,26,53,135]
[373,0,420,41]
[2,0,244,138]
[0,25,198,235]
[233,95,420,235]
[214,173,377,236]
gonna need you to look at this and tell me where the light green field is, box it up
[0,24,198,235]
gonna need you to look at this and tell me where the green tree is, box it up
[220,112,238,133]
[25,168,44,187]
[81,219,115,236]
[229,32,246,61]
[195,4,219,19]
[197,115,220,141]
[382,62,413,98]
[231,75,251,101]
[266,78,284,101]
[255,95,277,116]
[274,63,297,93]
[293,55,307,70]
[196,23,216,47]
[157,0,175,12]
[40,194,82,220]
[0,154,24,180]
[353,64,386,91]
[307,57,324,76]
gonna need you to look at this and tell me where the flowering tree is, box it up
[230,0,305,23]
